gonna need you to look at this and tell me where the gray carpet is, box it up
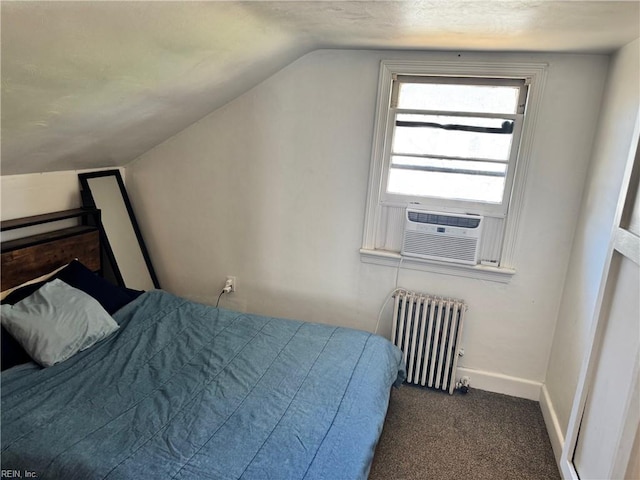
[369,385,560,480]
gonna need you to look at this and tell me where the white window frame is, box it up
[383,75,527,217]
[361,60,548,282]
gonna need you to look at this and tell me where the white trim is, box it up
[539,384,566,470]
[610,357,640,480]
[455,367,542,400]
[500,63,548,268]
[560,109,640,480]
[363,61,395,250]
[392,108,520,121]
[613,227,640,266]
[359,248,515,283]
[362,59,548,272]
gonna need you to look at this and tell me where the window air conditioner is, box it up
[401,208,483,265]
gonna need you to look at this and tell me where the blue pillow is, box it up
[1,261,142,370]
[1,279,119,367]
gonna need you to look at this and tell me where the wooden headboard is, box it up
[1,209,101,292]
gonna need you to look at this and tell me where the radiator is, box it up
[391,289,467,394]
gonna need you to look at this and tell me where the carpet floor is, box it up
[369,385,560,480]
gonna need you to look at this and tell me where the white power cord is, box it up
[374,287,406,335]
[374,255,407,335]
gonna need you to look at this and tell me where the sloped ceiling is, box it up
[2,1,639,176]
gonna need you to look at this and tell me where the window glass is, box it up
[388,157,507,203]
[392,114,514,161]
[387,78,525,207]
[397,83,521,114]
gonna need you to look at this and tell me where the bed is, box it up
[0,222,405,480]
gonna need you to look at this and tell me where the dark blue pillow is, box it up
[2,260,142,314]
[55,260,143,314]
[1,260,143,370]
[1,326,32,370]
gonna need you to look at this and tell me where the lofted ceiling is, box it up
[1,1,639,176]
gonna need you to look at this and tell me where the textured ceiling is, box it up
[2,1,639,175]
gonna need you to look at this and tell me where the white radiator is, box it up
[391,289,467,394]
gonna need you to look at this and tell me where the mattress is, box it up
[1,290,405,479]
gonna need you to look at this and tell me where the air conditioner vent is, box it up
[402,208,483,265]
[407,211,481,229]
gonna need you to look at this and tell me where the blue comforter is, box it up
[1,291,405,479]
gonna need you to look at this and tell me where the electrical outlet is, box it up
[225,276,236,293]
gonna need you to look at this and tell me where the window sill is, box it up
[359,248,516,284]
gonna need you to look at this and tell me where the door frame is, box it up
[560,112,640,479]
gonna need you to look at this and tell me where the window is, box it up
[362,60,547,281]
[385,76,527,216]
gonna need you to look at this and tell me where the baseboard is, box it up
[539,384,565,469]
[456,367,542,400]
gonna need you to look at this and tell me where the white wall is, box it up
[544,38,640,450]
[126,49,608,399]
[2,171,84,220]
[0,168,126,220]
[0,168,125,239]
